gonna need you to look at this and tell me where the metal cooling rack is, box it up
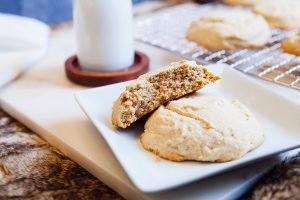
[134,3,300,90]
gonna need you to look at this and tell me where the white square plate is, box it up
[75,67,300,193]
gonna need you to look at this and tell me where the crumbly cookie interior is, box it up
[112,61,219,128]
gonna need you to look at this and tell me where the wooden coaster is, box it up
[65,51,149,87]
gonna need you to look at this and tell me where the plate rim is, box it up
[75,67,300,192]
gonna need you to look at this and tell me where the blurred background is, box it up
[0,0,149,24]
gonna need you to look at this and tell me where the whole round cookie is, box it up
[140,95,265,162]
[224,0,259,6]
[253,0,300,29]
[281,33,300,56]
[186,9,271,49]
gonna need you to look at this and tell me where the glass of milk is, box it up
[73,0,134,72]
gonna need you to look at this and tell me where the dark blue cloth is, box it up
[0,0,145,24]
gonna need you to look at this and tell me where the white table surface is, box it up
[0,26,299,200]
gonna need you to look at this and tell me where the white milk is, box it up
[73,0,134,71]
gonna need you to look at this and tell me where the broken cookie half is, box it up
[111,60,220,128]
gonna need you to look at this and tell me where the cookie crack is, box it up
[165,106,212,129]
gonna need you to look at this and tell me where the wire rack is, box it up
[134,3,300,90]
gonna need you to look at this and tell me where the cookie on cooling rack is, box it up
[186,9,271,49]
[281,33,300,56]
[253,0,300,30]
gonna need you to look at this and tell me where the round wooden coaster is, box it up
[65,51,149,87]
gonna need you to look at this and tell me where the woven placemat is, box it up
[0,110,124,200]
[0,108,299,199]
[243,153,300,200]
